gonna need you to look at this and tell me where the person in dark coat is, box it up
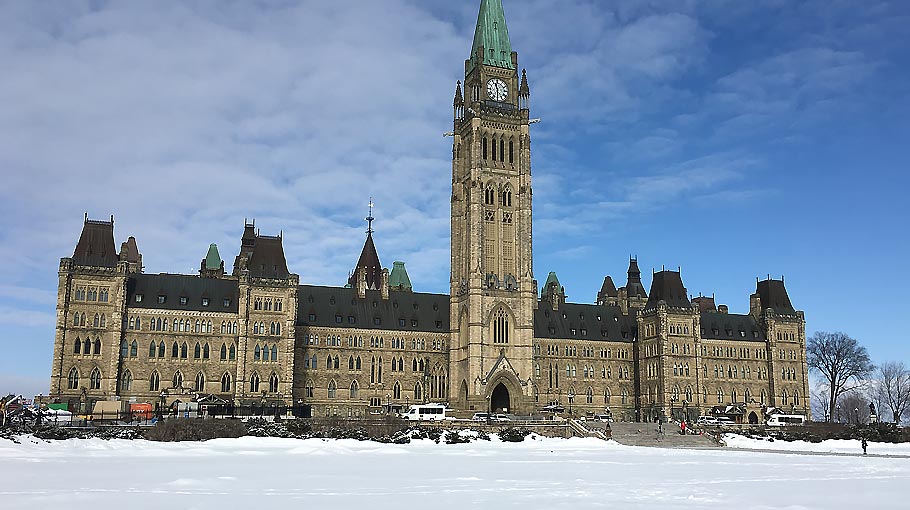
[861,438,868,455]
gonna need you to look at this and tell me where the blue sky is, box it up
[1,0,908,397]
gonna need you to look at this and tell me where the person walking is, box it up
[680,420,687,435]
[862,438,868,455]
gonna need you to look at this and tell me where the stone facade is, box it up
[47,0,809,422]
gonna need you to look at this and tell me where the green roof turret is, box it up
[389,261,413,292]
[468,0,514,73]
[204,243,222,270]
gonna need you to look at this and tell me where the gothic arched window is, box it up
[249,372,260,393]
[90,367,102,390]
[492,306,510,344]
[482,136,488,159]
[221,373,232,393]
[149,371,160,391]
[67,367,79,389]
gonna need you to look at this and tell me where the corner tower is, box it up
[450,0,535,414]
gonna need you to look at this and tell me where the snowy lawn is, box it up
[1,435,909,509]
[723,433,910,456]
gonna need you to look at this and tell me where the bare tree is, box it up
[807,331,874,422]
[810,381,831,422]
[872,361,910,425]
[840,391,871,425]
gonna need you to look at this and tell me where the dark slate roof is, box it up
[692,296,716,313]
[348,233,383,290]
[534,303,636,343]
[72,219,118,267]
[119,236,140,264]
[756,279,796,314]
[296,285,449,332]
[625,258,647,298]
[247,235,290,279]
[646,270,690,309]
[700,312,765,342]
[598,276,618,299]
[126,274,239,313]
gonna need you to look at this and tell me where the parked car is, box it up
[492,414,512,422]
[695,416,719,425]
[471,412,490,421]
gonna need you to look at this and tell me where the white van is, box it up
[401,403,449,421]
[766,414,805,426]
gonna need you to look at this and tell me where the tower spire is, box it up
[366,197,375,235]
[468,0,514,72]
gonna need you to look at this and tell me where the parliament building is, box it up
[49,0,810,423]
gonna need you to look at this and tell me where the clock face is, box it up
[487,78,508,101]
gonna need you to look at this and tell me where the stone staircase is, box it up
[604,422,722,448]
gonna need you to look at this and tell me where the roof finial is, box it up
[366,197,375,235]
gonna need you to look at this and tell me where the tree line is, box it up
[808,331,910,425]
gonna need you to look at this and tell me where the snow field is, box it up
[0,435,908,509]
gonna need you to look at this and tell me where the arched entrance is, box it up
[748,411,759,424]
[491,382,510,413]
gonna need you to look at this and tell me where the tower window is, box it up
[482,137,488,159]
[492,137,497,160]
[500,139,505,162]
[509,140,514,163]
[492,306,510,344]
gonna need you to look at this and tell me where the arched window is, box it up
[67,367,79,389]
[120,339,129,358]
[249,372,260,393]
[149,341,157,358]
[221,373,232,393]
[485,185,496,206]
[180,342,188,359]
[90,368,102,390]
[492,136,497,160]
[685,386,693,403]
[586,387,594,404]
[509,139,514,163]
[482,136,488,159]
[414,382,423,401]
[492,306,510,344]
[269,373,279,393]
[328,380,337,399]
[194,343,201,359]
[255,345,262,361]
[73,313,79,327]
[93,314,99,327]
[203,343,210,359]
[334,355,339,369]
[220,343,227,360]
[130,340,138,358]
[604,388,611,404]
[326,355,332,368]
[94,338,101,355]
[149,371,160,391]
[393,381,402,399]
[356,356,362,370]
[311,354,317,369]
[80,312,86,326]
[100,314,106,328]
[350,380,359,399]
[271,344,278,361]
[74,337,82,355]
[229,343,236,360]
[172,342,179,358]
[195,372,205,392]
[717,388,724,404]
[158,341,166,358]
[731,388,737,403]
[499,138,505,162]
[173,371,183,389]
[349,356,355,370]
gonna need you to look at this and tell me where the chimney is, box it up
[381,268,390,300]
[718,305,729,314]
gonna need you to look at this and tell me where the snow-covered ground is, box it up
[1,435,909,509]
[723,433,910,455]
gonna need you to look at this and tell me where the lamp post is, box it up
[836,403,841,423]
[854,407,860,425]
[386,393,391,415]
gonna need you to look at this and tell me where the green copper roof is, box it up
[204,243,222,270]
[468,0,514,73]
[388,261,412,291]
[543,271,560,290]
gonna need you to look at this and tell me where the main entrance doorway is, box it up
[491,383,510,413]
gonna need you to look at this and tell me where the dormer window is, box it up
[308,313,316,322]
[157,295,166,304]
[135,294,144,303]
[201,298,209,307]
[179,296,188,306]
[223,298,231,307]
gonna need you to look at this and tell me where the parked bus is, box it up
[401,403,450,421]
[766,414,805,426]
